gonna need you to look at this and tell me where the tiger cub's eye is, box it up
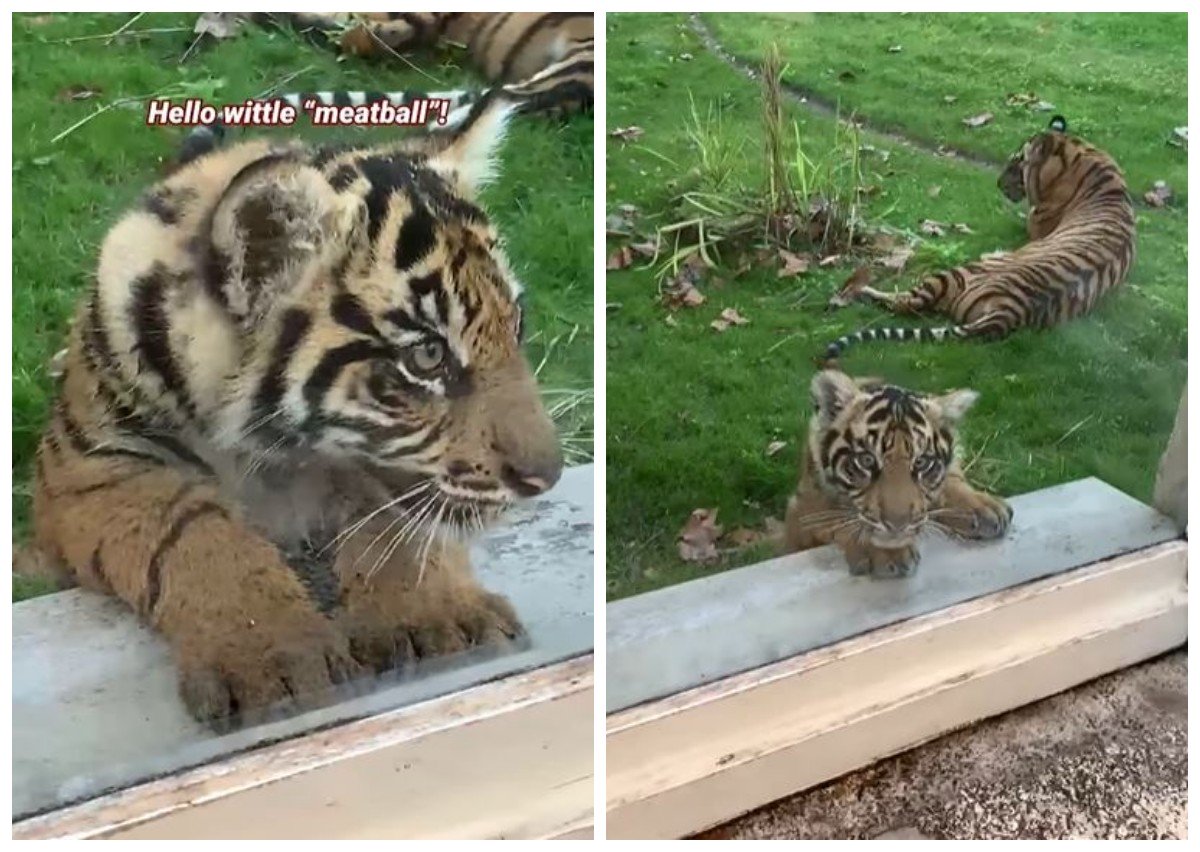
[915,453,940,475]
[852,450,876,473]
[408,339,446,375]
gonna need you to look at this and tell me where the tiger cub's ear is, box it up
[1048,115,1068,133]
[931,388,979,426]
[208,158,365,323]
[428,96,517,196]
[811,369,860,426]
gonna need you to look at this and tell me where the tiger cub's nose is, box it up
[501,459,562,497]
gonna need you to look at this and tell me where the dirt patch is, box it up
[686,14,1001,171]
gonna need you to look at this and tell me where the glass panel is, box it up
[603,11,1185,704]
[11,12,594,820]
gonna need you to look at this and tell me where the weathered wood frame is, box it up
[13,654,594,840]
[606,540,1186,839]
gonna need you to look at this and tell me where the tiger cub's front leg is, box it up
[933,469,1013,541]
[35,453,361,729]
[333,516,522,674]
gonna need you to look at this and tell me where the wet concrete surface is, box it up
[696,650,1187,840]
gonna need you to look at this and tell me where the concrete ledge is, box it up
[13,464,594,819]
[607,477,1180,713]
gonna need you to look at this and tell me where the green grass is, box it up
[11,13,593,600]
[606,13,1186,599]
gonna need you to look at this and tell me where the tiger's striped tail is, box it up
[820,324,970,365]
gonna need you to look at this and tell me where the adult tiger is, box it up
[30,95,563,728]
[274,12,594,117]
[784,370,1012,577]
[822,116,1135,363]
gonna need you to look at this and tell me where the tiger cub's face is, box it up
[808,370,976,548]
[212,100,562,529]
[998,114,1069,203]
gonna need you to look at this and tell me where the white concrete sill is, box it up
[13,464,595,827]
[605,477,1185,839]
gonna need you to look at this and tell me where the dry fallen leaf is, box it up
[980,250,1010,262]
[886,44,903,53]
[927,184,943,198]
[765,440,787,457]
[962,112,994,129]
[605,204,638,235]
[710,307,750,333]
[819,254,842,267]
[828,265,874,309]
[777,249,812,278]
[661,253,708,309]
[1031,100,1056,112]
[606,246,634,271]
[56,84,103,102]
[879,245,915,272]
[1143,180,1173,208]
[663,283,705,309]
[943,94,958,104]
[952,222,975,234]
[664,314,678,327]
[194,12,243,40]
[920,219,947,237]
[610,126,645,143]
[677,508,723,563]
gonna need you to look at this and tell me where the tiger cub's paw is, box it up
[945,491,1013,541]
[342,585,524,674]
[843,541,921,578]
[175,611,362,731]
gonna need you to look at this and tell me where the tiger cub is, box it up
[32,95,563,728]
[784,370,1012,577]
[276,12,594,117]
[823,115,1135,362]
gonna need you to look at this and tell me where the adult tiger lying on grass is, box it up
[30,94,563,729]
[822,115,1135,363]
[275,12,594,117]
[784,370,1012,577]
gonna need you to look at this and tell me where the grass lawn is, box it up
[605,13,1187,599]
[11,13,593,600]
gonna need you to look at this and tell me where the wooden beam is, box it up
[606,541,1186,839]
[14,655,594,840]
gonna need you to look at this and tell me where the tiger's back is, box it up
[281,12,594,115]
[823,116,1136,360]
[945,120,1135,334]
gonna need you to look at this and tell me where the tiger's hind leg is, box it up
[333,515,523,675]
[35,435,361,730]
[929,468,1012,541]
[851,267,973,313]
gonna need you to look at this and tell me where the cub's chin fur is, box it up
[783,370,1012,578]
